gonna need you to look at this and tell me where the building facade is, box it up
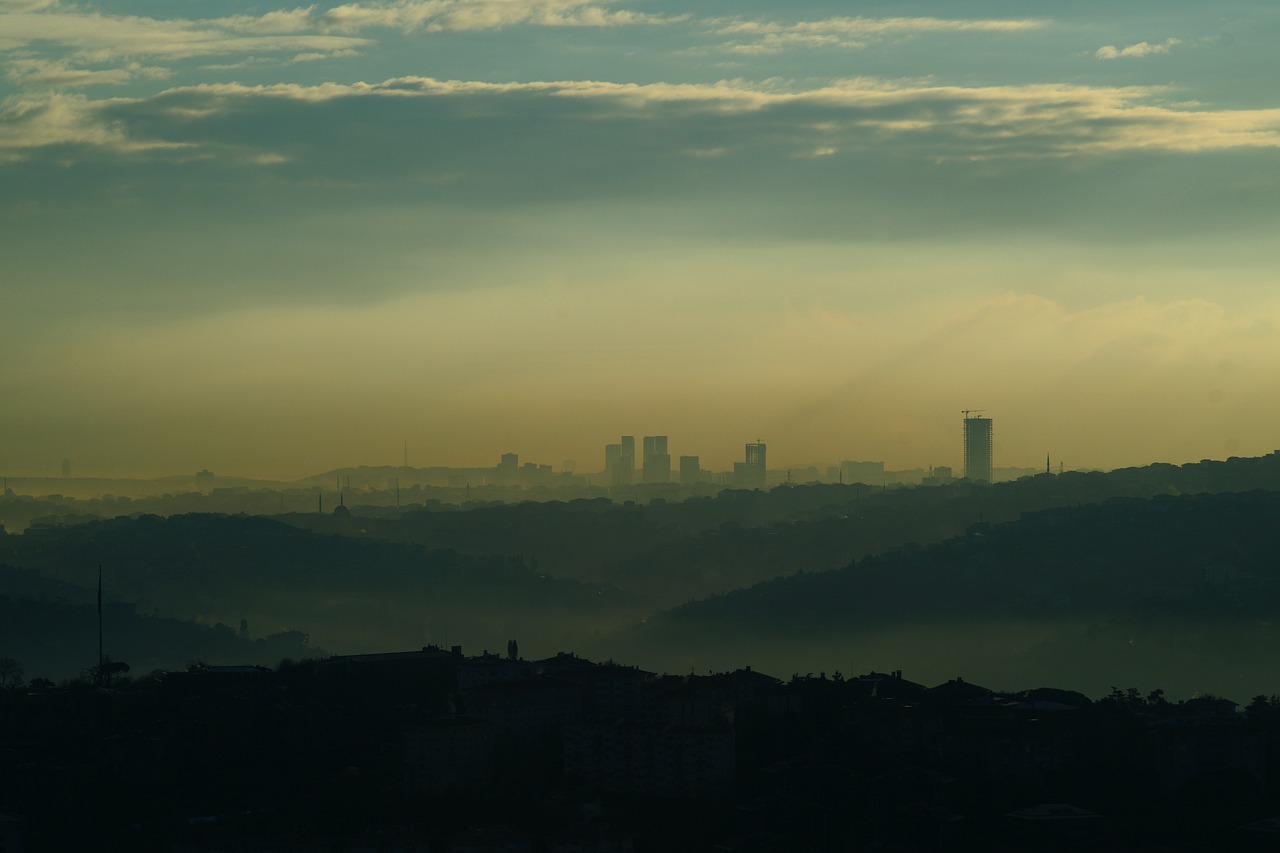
[679,455,700,486]
[642,435,670,484]
[963,416,993,483]
[735,442,767,489]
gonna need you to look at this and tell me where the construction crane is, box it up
[961,409,987,420]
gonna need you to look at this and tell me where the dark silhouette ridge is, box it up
[2,647,1279,852]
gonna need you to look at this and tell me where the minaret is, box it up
[1046,453,1051,475]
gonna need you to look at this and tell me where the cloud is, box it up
[6,58,171,88]
[214,7,323,35]
[182,75,1280,155]
[0,92,191,162]
[1095,38,1181,59]
[0,6,373,65]
[0,1,675,95]
[5,74,1280,166]
[712,15,1046,53]
[316,0,681,33]
[292,48,361,62]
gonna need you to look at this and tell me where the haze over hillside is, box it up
[6,452,1280,695]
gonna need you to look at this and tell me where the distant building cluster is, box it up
[599,435,768,491]
[587,413,996,493]
[294,412,1015,508]
[34,412,1012,503]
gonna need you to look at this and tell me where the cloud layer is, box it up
[5,74,1279,169]
[713,15,1045,54]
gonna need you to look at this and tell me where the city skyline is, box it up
[3,1,1279,479]
[3,410,1262,483]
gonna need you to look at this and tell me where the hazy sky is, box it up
[3,0,1279,479]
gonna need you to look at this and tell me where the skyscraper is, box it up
[679,455,700,485]
[735,441,767,489]
[642,435,670,483]
[605,443,622,484]
[620,436,635,477]
[963,415,993,483]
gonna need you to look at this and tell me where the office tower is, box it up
[61,458,71,479]
[495,452,519,484]
[642,435,670,484]
[642,435,668,457]
[735,441,767,489]
[963,415,993,483]
[606,443,632,486]
[679,455,700,486]
[620,436,635,476]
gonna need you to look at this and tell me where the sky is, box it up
[2,0,1279,479]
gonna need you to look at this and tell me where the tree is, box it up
[0,656,22,688]
[88,655,131,687]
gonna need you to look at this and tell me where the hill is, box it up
[614,489,1280,698]
[280,453,1280,606]
[0,513,636,659]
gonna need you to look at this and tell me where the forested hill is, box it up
[656,488,1280,632]
[0,588,317,682]
[279,453,1280,605]
[0,513,636,656]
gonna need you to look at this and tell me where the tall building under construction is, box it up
[734,441,767,490]
[963,415,993,483]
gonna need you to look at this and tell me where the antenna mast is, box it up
[97,564,103,686]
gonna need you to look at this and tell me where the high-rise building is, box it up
[620,436,636,476]
[495,452,519,484]
[735,441,767,489]
[963,416,993,483]
[642,435,670,483]
[606,442,632,486]
[679,455,700,485]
